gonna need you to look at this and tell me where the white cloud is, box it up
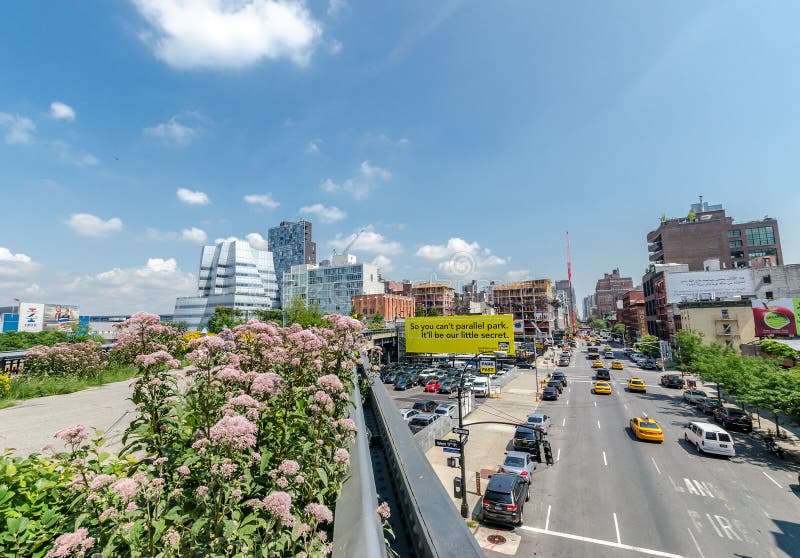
[506,269,530,281]
[329,225,403,255]
[245,232,269,250]
[66,213,123,237]
[180,227,208,244]
[49,141,99,167]
[50,102,76,121]
[244,193,280,209]
[320,160,392,200]
[299,203,346,223]
[417,237,508,278]
[177,188,210,205]
[328,0,347,16]
[0,246,37,277]
[371,254,393,273]
[132,0,322,70]
[144,112,205,146]
[0,247,32,264]
[416,238,479,260]
[0,113,35,144]
[306,138,321,154]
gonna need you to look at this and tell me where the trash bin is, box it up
[454,476,463,499]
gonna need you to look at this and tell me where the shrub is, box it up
[23,341,107,379]
[110,312,182,366]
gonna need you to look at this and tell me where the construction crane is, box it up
[566,231,577,334]
[332,227,366,257]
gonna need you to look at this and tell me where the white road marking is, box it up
[651,457,661,475]
[562,418,566,427]
[687,527,705,558]
[566,399,569,405]
[597,420,601,429]
[623,403,629,410]
[763,471,782,488]
[518,526,685,558]
[613,512,621,544]
[545,504,551,531]
[603,451,607,466]
[594,400,597,407]
[556,448,561,462]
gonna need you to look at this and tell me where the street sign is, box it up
[460,434,469,444]
[443,447,461,454]
[479,358,496,375]
[452,427,469,436]
[435,439,461,449]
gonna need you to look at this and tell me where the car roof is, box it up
[486,473,520,492]
[436,403,455,409]
[527,413,546,419]
[595,380,610,385]
[688,421,728,432]
[629,377,644,381]
[504,451,530,460]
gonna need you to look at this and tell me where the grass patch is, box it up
[0,366,139,404]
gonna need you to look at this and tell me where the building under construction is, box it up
[492,279,554,340]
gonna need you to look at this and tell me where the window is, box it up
[763,274,772,284]
[749,248,777,258]
[765,291,774,300]
[730,250,744,259]
[722,324,731,334]
[729,240,742,248]
[705,431,717,440]
[745,226,775,246]
[727,230,741,238]
[721,309,729,318]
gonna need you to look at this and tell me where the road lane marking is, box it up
[613,512,621,544]
[603,451,607,466]
[517,526,685,558]
[623,403,629,410]
[597,420,601,429]
[594,400,597,407]
[545,504,551,531]
[651,457,661,475]
[562,418,566,427]
[762,471,782,488]
[566,399,569,405]
[687,527,705,558]
[556,448,561,462]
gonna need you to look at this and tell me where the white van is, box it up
[684,421,735,457]
[472,377,490,397]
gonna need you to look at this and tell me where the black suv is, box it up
[551,372,567,386]
[596,368,611,381]
[512,426,541,453]
[713,407,753,433]
[660,374,682,388]
[546,380,564,393]
[412,400,438,413]
[481,473,529,526]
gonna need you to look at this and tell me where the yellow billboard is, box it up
[405,314,516,355]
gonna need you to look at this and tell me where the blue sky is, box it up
[1,0,799,315]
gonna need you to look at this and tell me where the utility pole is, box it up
[456,356,472,519]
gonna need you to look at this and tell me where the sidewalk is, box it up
[425,351,553,521]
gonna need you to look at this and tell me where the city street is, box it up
[484,344,800,558]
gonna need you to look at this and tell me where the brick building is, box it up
[594,269,634,319]
[647,198,783,271]
[351,293,415,322]
[620,287,646,341]
[642,264,689,341]
[492,279,554,339]
[678,300,756,353]
[411,282,455,316]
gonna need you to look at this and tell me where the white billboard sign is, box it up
[666,270,753,304]
[18,302,45,332]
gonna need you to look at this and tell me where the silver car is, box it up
[399,408,420,421]
[525,413,552,434]
[499,451,536,481]
[435,403,457,419]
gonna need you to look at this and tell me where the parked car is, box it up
[517,362,533,369]
[434,403,457,419]
[398,408,420,421]
[661,374,683,388]
[683,390,709,405]
[684,421,735,457]
[383,372,398,384]
[408,413,439,434]
[481,473,529,527]
[438,380,456,394]
[525,413,551,434]
[424,379,441,393]
[394,376,410,390]
[412,400,439,413]
[596,368,610,381]
[472,377,490,397]
[698,399,724,415]
[551,372,567,386]
[546,380,564,393]
[713,407,753,433]
[498,451,536,479]
[642,359,656,370]
[541,386,559,401]
[513,426,540,452]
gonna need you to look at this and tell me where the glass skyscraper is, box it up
[268,220,316,307]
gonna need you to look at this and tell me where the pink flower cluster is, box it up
[45,527,95,558]
[54,424,89,446]
[26,342,106,378]
[263,491,293,521]
[305,502,333,525]
[134,350,181,369]
[313,390,334,413]
[333,448,350,466]
[377,502,391,520]
[322,314,364,332]
[110,477,139,501]
[278,459,300,476]
[251,372,285,396]
[317,374,344,393]
[209,414,258,449]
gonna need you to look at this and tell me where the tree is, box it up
[255,309,283,324]
[587,316,608,331]
[739,360,800,436]
[415,305,425,317]
[285,297,326,328]
[427,308,440,317]
[674,329,704,371]
[637,335,662,358]
[612,323,626,336]
[371,311,384,325]
[206,307,244,333]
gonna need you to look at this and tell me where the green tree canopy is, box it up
[636,335,662,358]
[587,316,608,331]
[255,309,283,324]
[612,323,626,336]
[206,307,244,333]
[285,297,326,328]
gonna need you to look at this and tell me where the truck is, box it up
[587,346,600,360]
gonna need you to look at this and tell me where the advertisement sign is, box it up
[479,358,496,375]
[18,303,44,332]
[666,270,753,304]
[405,314,516,355]
[513,320,524,336]
[751,298,800,337]
[43,304,79,330]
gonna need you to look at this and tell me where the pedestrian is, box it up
[543,440,554,467]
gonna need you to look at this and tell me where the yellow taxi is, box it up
[628,378,647,393]
[592,360,604,369]
[611,360,624,370]
[593,381,612,394]
[603,344,612,351]
[629,416,664,442]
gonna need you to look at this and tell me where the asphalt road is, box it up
[486,343,800,558]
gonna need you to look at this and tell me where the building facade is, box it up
[620,287,647,341]
[642,263,689,341]
[268,220,316,307]
[174,240,279,330]
[555,279,577,331]
[647,198,782,271]
[492,279,554,339]
[282,254,383,316]
[383,280,412,297]
[594,269,634,319]
[411,283,456,316]
[351,293,415,322]
[678,300,756,352]
[750,264,800,300]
